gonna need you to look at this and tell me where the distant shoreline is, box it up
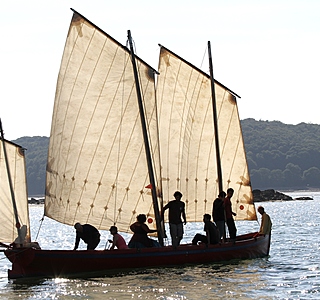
[278,188,320,193]
[28,188,320,198]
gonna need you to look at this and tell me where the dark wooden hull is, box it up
[4,232,270,279]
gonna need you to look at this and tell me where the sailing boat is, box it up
[3,9,270,279]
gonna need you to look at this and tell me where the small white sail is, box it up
[45,12,162,233]
[157,46,256,222]
[0,139,30,243]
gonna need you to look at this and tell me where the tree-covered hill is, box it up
[242,119,320,189]
[11,119,320,196]
[12,136,48,196]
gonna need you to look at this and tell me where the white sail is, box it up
[157,46,256,222]
[0,139,30,243]
[45,12,162,233]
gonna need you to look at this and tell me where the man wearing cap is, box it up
[73,223,100,250]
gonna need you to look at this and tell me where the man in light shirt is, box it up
[257,206,272,235]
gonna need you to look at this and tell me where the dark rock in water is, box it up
[253,189,293,202]
[294,196,313,200]
[28,197,45,204]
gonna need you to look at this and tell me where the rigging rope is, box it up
[34,214,45,241]
[200,45,208,73]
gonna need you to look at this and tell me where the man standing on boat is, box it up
[161,191,187,248]
[73,223,101,250]
[224,188,237,242]
[212,191,226,241]
[257,206,272,235]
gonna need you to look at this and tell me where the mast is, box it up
[208,41,223,193]
[0,119,22,245]
[127,30,164,246]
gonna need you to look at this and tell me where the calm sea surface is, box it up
[0,191,319,299]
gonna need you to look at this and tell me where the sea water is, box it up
[0,191,319,299]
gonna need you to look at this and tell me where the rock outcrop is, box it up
[253,189,293,202]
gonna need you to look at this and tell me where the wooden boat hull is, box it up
[4,232,270,279]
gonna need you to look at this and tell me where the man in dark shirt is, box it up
[161,191,187,248]
[224,188,237,241]
[212,191,226,241]
[192,214,219,245]
[73,223,100,250]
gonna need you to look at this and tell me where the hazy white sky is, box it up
[1,0,319,140]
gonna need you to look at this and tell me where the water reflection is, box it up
[0,260,269,299]
[0,192,320,299]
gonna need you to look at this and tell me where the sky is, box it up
[1,0,320,140]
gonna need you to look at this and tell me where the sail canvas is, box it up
[157,46,256,222]
[0,139,30,243]
[45,12,162,233]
